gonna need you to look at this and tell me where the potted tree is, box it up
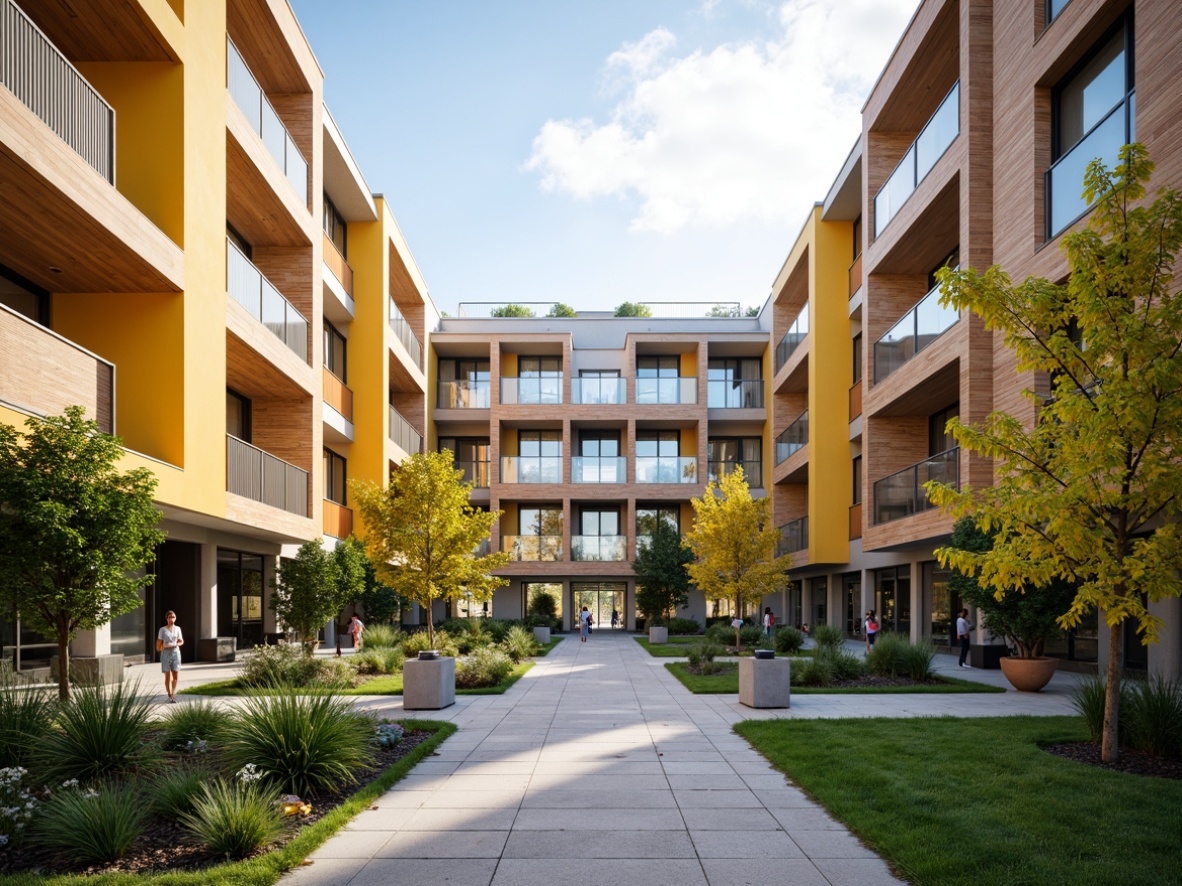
[943,518,1076,692]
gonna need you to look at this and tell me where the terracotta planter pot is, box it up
[999,656,1059,692]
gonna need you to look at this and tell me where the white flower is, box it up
[0,834,9,848]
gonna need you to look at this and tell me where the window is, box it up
[928,249,959,292]
[637,507,679,551]
[517,506,563,560]
[226,389,251,442]
[1047,16,1134,238]
[636,431,679,457]
[324,448,346,504]
[579,432,619,458]
[1046,0,1072,25]
[517,430,562,483]
[852,215,862,260]
[708,358,763,408]
[438,358,490,408]
[852,455,862,505]
[852,333,863,384]
[439,437,491,486]
[324,321,346,381]
[708,437,762,487]
[574,369,622,405]
[323,194,347,258]
[0,265,48,325]
[509,356,562,404]
[929,404,959,455]
[636,356,681,404]
[636,431,691,483]
[226,223,251,260]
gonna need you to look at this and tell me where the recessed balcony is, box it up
[636,456,697,484]
[227,239,309,362]
[501,376,563,405]
[503,535,563,561]
[500,456,562,484]
[226,434,308,517]
[389,405,422,455]
[572,456,626,484]
[872,447,959,525]
[636,377,697,405]
[389,298,423,370]
[708,460,763,488]
[571,536,627,562]
[775,303,809,374]
[571,377,625,405]
[437,379,490,409]
[776,411,808,465]
[777,516,808,556]
[708,379,764,409]
[873,279,959,384]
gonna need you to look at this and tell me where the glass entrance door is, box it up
[217,549,265,649]
[572,582,626,631]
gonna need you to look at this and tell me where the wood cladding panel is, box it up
[226,0,315,94]
[17,0,176,62]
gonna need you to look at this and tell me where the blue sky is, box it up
[288,0,918,317]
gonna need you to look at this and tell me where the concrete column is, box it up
[1149,595,1182,680]
[73,622,111,657]
[199,542,218,640]
[910,559,923,643]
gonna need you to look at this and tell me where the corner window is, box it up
[323,194,347,258]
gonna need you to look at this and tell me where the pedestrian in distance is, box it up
[763,606,775,638]
[580,605,592,642]
[349,614,365,650]
[157,610,184,702]
[956,608,973,668]
[865,610,879,654]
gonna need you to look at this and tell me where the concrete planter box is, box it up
[50,653,123,685]
[402,656,456,710]
[739,656,790,709]
[199,637,236,662]
[533,626,551,645]
[649,626,668,644]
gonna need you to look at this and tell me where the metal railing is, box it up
[874,81,959,236]
[636,456,697,484]
[571,377,626,405]
[775,302,809,372]
[571,536,627,561]
[227,239,308,361]
[437,379,490,409]
[708,378,764,409]
[500,456,562,484]
[227,38,307,205]
[572,456,626,483]
[501,376,563,405]
[873,278,959,383]
[775,410,808,464]
[502,535,563,561]
[1,0,114,182]
[635,377,697,404]
[388,405,422,455]
[872,447,959,525]
[708,460,763,488]
[777,516,808,555]
[454,459,491,488]
[226,434,307,517]
[388,299,423,369]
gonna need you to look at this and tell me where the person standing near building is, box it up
[763,607,775,638]
[956,608,972,668]
[157,610,184,702]
[349,614,365,650]
[580,606,591,642]
[865,610,879,654]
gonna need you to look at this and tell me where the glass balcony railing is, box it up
[503,535,563,561]
[708,379,764,409]
[1045,95,1133,238]
[775,410,808,464]
[873,447,959,525]
[777,516,808,556]
[226,38,308,206]
[873,279,960,383]
[635,377,697,405]
[500,456,562,484]
[636,456,697,484]
[438,379,490,409]
[572,456,626,483]
[1,0,114,182]
[388,299,423,369]
[501,376,563,405]
[571,377,626,405]
[388,406,422,455]
[708,460,763,488]
[227,239,308,361]
[775,302,810,372]
[455,459,491,488]
[571,536,627,562]
[226,434,307,517]
[874,82,960,237]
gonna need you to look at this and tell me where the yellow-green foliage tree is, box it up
[685,467,793,647]
[352,450,511,649]
[928,145,1182,762]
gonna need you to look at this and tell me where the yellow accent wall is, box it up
[502,352,518,377]
[501,428,519,457]
[681,350,697,377]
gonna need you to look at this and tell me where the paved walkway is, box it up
[267,631,1085,886]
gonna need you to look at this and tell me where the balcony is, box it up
[849,502,862,540]
[455,459,491,488]
[388,299,423,370]
[226,434,308,517]
[777,516,808,556]
[872,447,959,525]
[1045,93,1133,238]
[572,456,626,484]
[226,240,308,362]
[873,279,959,384]
[571,377,625,405]
[503,535,563,561]
[1,0,114,183]
[775,303,809,373]
[874,81,959,237]
[849,254,863,299]
[501,376,563,405]
[500,456,562,484]
[635,377,697,405]
[775,411,808,464]
[709,460,762,488]
[636,456,697,484]
[322,231,353,297]
[388,405,422,455]
[322,368,353,422]
[572,536,627,562]
[708,379,764,409]
[849,382,862,421]
[323,499,353,539]
[227,38,307,206]
[438,379,490,409]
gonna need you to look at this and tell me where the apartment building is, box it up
[0,0,431,671]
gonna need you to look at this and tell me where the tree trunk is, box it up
[1102,611,1123,762]
[734,593,742,649]
[56,624,71,702]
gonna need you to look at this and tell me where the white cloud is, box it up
[526,0,917,233]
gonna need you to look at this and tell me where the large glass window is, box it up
[929,403,959,455]
[323,194,347,258]
[708,437,762,487]
[0,268,48,325]
[515,506,563,560]
[636,356,681,404]
[217,550,265,649]
[508,356,562,404]
[439,437,491,487]
[574,508,623,561]
[708,358,763,408]
[324,321,346,382]
[324,448,347,505]
[874,566,911,637]
[517,430,562,483]
[226,389,251,442]
[438,358,491,408]
[636,431,695,483]
[575,431,622,483]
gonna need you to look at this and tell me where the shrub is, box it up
[149,763,210,818]
[352,646,405,676]
[403,629,459,659]
[826,647,867,681]
[810,624,846,650]
[706,623,733,645]
[180,778,283,860]
[686,642,724,675]
[455,647,514,688]
[36,679,153,785]
[34,783,147,864]
[0,766,38,848]
[223,690,376,797]
[501,625,540,663]
[739,624,766,647]
[898,639,936,681]
[374,722,404,748]
[159,699,233,751]
[1124,676,1182,759]
[796,654,836,687]
[666,617,702,635]
[866,632,908,677]
[0,666,57,769]
[240,642,355,690]
[774,626,805,655]
[359,624,405,649]
[1071,677,1128,744]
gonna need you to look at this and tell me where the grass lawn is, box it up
[0,719,456,886]
[633,635,710,657]
[536,637,563,656]
[184,661,534,697]
[736,716,1182,886]
[664,662,1005,694]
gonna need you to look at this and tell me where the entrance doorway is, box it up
[217,549,265,649]
[843,574,861,636]
[572,582,626,631]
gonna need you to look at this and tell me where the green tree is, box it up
[270,537,365,653]
[706,304,739,318]
[685,467,793,647]
[614,301,652,317]
[633,520,693,622]
[352,450,511,649]
[547,302,578,318]
[928,145,1182,762]
[0,407,163,700]
[745,305,760,317]
[491,303,536,317]
[359,560,405,625]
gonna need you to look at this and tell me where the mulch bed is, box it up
[1042,741,1182,780]
[0,729,434,878]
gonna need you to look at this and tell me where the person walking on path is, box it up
[956,608,973,668]
[763,606,775,638]
[579,606,591,642]
[348,614,365,650]
[865,610,879,654]
[157,610,184,702]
